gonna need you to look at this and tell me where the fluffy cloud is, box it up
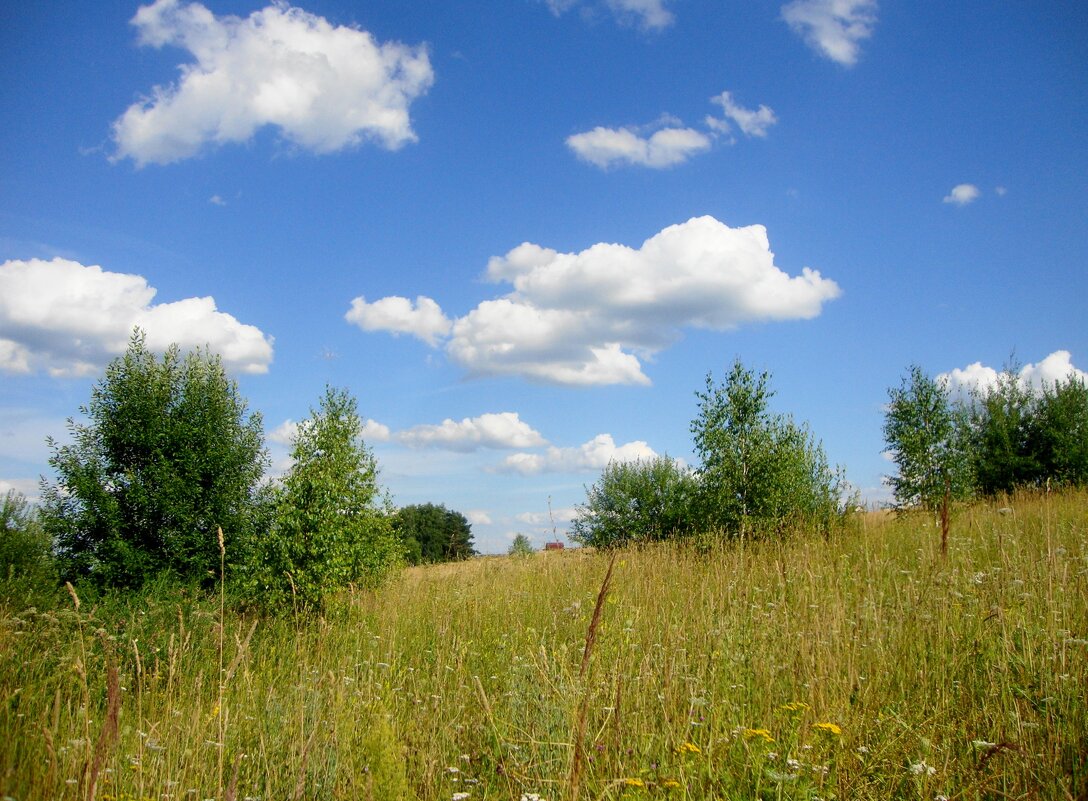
[466,509,493,526]
[943,184,980,206]
[345,295,451,346]
[707,91,778,138]
[566,125,711,169]
[569,92,774,170]
[545,0,674,30]
[0,258,273,376]
[112,0,434,166]
[496,433,657,475]
[939,351,1087,400]
[782,0,878,66]
[269,416,390,446]
[353,217,840,386]
[397,412,546,452]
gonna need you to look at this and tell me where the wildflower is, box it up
[908,761,936,776]
[676,742,701,755]
[743,728,775,744]
[661,779,682,788]
[520,795,543,801]
[812,722,842,736]
[779,701,811,713]
[623,778,645,787]
[970,740,997,751]
[452,793,470,801]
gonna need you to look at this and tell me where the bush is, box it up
[692,360,845,537]
[393,503,475,564]
[244,386,402,612]
[508,533,534,557]
[570,456,696,548]
[1,490,56,599]
[40,331,269,588]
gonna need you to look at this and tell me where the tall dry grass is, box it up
[1,490,1086,800]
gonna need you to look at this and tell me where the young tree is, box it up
[393,503,475,564]
[968,365,1039,495]
[883,366,973,553]
[692,360,844,538]
[570,456,697,548]
[247,386,402,610]
[1029,374,1088,488]
[1,490,54,583]
[41,331,268,588]
[508,533,534,557]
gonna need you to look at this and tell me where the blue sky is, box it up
[2,1,1086,552]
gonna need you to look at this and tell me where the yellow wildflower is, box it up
[779,701,811,713]
[661,779,682,788]
[676,742,702,755]
[812,722,842,736]
[623,778,645,787]
[743,728,775,743]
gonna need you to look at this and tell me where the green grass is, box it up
[2,491,1086,800]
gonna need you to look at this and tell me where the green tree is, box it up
[393,503,475,564]
[41,331,268,588]
[692,360,844,538]
[247,386,402,611]
[968,364,1039,495]
[1029,374,1088,488]
[883,366,973,554]
[508,533,534,557]
[1,489,54,585]
[570,456,697,548]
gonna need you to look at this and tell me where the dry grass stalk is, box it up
[570,551,618,801]
[85,660,120,801]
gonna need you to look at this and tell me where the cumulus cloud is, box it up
[352,216,840,386]
[466,509,492,526]
[566,125,711,169]
[345,295,451,346]
[397,412,546,452]
[112,0,434,166]
[943,184,980,206]
[496,433,657,474]
[516,507,577,525]
[269,416,389,446]
[0,257,273,376]
[569,92,774,170]
[545,0,674,30]
[782,0,878,66]
[939,351,1087,400]
[707,92,778,138]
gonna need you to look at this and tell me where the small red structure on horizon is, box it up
[544,541,564,551]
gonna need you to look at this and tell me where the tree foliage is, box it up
[1,490,54,586]
[883,366,974,513]
[570,456,696,548]
[41,331,268,588]
[692,360,844,537]
[508,533,534,557]
[245,386,401,611]
[393,503,475,565]
[1030,375,1088,487]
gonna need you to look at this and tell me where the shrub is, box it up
[393,503,475,564]
[40,331,268,588]
[1,490,56,599]
[570,456,696,548]
[244,386,402,612]
[508,533,534,557]
[692,360,845,537]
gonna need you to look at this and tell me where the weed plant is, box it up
[2,491,1086,800]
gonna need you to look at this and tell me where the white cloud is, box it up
[466,509,492,526]
[269,416,389,445]
[515,507,577,525]
[0,477,41,501]
[943,184,980,206]
[353,217,840,386]
[782,0,878,66]
[545,0,674,30]
[0,258,273,376]
[112,0,434,166]
[939,351,1087,400]
[345,295,451,346]
[566,125,711,169]
[708,92,778,138]
[496,433,657,475]
[209,194,226,206]
[398,412,546,452]
[995,186,1008,197]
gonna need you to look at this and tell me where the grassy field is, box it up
[2,492,1086,801]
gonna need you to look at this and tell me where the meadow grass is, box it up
[1,490,1086,800]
